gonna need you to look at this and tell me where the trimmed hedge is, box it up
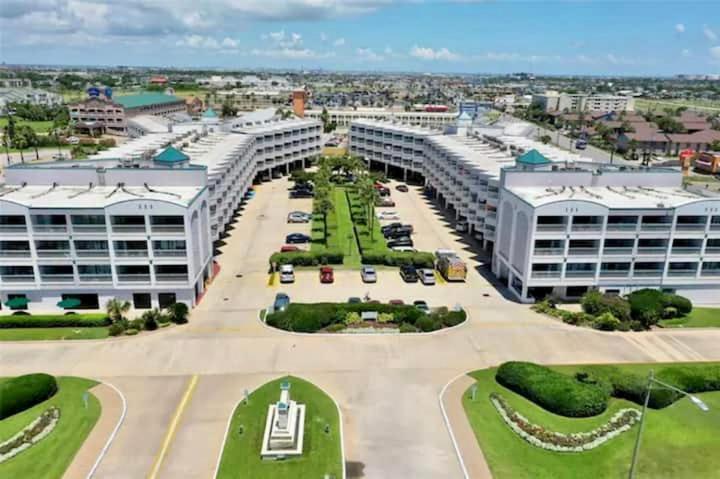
[0,314,111,329]
[361,251,435,268]
[496,362,610,417]
[269,250,343,266]
[662,294,692,316]
[0,373,59,419]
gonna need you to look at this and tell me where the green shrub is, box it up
[629,320,645,331]
[580,289,604,315]
[144,316,158,331]
[581,289,630,321]
[593,312,621,331]
[0,314,110,329]
[441,310,467,327]
[129,318,144,331]
[378,312,394,323]
[662,294,692,316]
[166,302,189,324]
[108,323,125,336]
[399,322,418,333]
[617,321,631,332]
[344,312,362,326]
[577,366,679,409]
[125,328,139,336]
[663,306,678,319]
[0,373,58,420]
[416,315,442,332]
[496,362,610,417]
[325,323,346,333]
[269,251,344,266]
[361,251,435,268]
[627,289,665,328]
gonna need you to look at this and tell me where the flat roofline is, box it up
[7,159,207,171]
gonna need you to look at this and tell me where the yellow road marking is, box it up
[147,375,199,479]
[434,271,447,285]
[267,272,277,287]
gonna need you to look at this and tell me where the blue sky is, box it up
[1,1,719,75]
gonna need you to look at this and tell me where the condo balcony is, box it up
[1,274,35,283]
[111,215,147,233]
[0,216,28,234]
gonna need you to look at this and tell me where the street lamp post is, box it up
[628,370,709,479]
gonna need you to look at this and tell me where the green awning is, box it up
[4,297,29,308]
[57,298,81,309]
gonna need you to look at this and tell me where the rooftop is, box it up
[517,149,551,166]
[154,146,189,164]
[115,92,184,109]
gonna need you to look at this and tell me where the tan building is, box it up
[68,97,126,135]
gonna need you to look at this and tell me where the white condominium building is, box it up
[305,108,457,130]
[349,118,720,303]
[0,117,322,313]
[532,91,635,113]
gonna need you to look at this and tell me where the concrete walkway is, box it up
[63,383,124,479]
[442,374,493,479]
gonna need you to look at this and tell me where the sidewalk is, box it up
[63,383,124,479]
[442,374,493,479]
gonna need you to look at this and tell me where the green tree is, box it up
[357,176,379,240]
[313,189,334,245]
[320,107,336,133]
[106,298,131,323]
[539,134,552,144]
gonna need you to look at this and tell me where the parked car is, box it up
[273,293,290,312]
[378,187,391,197]
[280,245,300,252]
[287,211,312,223]
[396,184,409,192]
[279,264,295,283]
[455,222,468,233]
[388,299,405,305]
[360,265,377,283]
[376,197,396,207]
[377,211,400,221]
[286,233,311,244]
[575,139,587,150]
[381,222,403,233]
[384,226,413,239]
[347,297,362,304]
[400,264,419,283]
[382,223,413,235]
[66,136,80,145]
[391,246,417,253]
[293,182,314,191]
[418,269,436,285]
[319,266,334,283]
[272,170,282,179]
[387,236,414,248]
[290,189,314,198]
[413,300,430,314]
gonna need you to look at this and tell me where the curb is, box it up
[438,373,471,479]
[213,378,346,479]
[86,381,127,479]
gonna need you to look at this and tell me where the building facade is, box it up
[532,91,635,113]
[306,108,457,130]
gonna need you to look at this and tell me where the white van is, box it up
[279,264,295,283]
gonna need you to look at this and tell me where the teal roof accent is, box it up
[517,149,551,166]
[154,146,189,164]
[202,108,218,118]
[458,111,472,121]
[115,92,182,109]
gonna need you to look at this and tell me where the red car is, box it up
[280,245,300,253]
[319,266,334,283]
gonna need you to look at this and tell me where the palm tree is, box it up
[313,188,334,245]
[106,298,131,323]
[357,177,378,240]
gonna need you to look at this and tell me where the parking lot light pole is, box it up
[628,370,709,479]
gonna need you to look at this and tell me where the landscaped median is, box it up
[0,374,101,478]
[460,362,720,478]
[216,376,343,479]
[265,302,466,333]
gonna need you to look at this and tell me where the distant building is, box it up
[195,76,240,88]
[532,91,635,113]
[216,89,291,112]
[149,76,168,85]
[185,96,204,116]
[1,79,32,88]
[305,108,456,130]
[115,93,186,118]
[0,88,63,113]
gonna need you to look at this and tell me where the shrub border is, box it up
[490,393,640,452]
[0,407,61,463]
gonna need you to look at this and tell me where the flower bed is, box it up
[0,407,61,463]
[490,393,640,452]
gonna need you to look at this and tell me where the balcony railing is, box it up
[534,248,564,256]
[536,224,567,232]
[78,274,113,282]
[675,224,706,232]
[0,250,31,257]
[709,223,720,231]
[600,270,631,277]
[705,247,720,255]
[700,270,720,276]
[667,269,698,277]
[606,223,637,231]
[117,274,151,282]
[531,271,562,278]
[603,247,633,255]
[568,248,599,256]
[571,224,603,232]
[0,225,28,233]
[633,270,664,277]
[114,250,148,257]
[40,274,75,282]
[671,247,702,255]
[36,249,71,257]
[155,274,188,282]
[150,225,185,234]
[640,223,672,231]
[565,270,596,278]
[153,249,187,257]
[75,249,110,257]
[1,275,35,283]
[636,247,667,255]
[111,225,146,233]
[33,225,68,233]
[72,225,107,233]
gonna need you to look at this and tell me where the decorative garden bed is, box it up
[0,407,60,463]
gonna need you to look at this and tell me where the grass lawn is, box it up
[0,327,109,341]
[463,363,720,479]
[660,307,720,328]
[346,188,389,256]
[216,376,343,479]
[311,186,362,268]
[0,118,55,133]
[0,376,101,478]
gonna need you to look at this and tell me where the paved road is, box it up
[3,176,720,479]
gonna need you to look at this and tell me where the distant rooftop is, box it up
[517,149,551,166]
[115,92,183,109]
[154,146,189,164]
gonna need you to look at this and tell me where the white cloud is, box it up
[176,34,220,49]
[704,25,718,42]
[681,48,691,57]
[333,37,345,46]
[320,32,327,42]
[410,45,460,61]
[355,47,384,61]
[675,23,685,33]
[221,37,238,49]
[711,46,720,60]
[251,47,334,59]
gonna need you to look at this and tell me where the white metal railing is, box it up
[0,225,28,233]
[40,274,75,282]
[75,250,109,257]
[150,225,185,233]
[0,250,31,257]
[111,225,146,233]
[116,274,151,282]
[78,274,113,282]
[636,247,667,254]
[568,248,599,255]
[603,247,633,255]
[153,250,187,257]
[155,274,188,282]
[534,248,564,256]
[1,275,35,282]
[36,249,71,257]
[33,225,68,233]
[531,271,562,278]
[114,250,148,257]
[72,225,107,233]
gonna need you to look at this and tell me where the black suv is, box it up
[384,226,413,239]
[290,189,314,198]
[387,236,414,248]
[400,264,419,282]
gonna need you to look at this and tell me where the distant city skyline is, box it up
[1,1,719,75]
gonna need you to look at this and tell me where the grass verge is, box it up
[463,363,720,479]
[0,327,109,341]
[660,307,720,328]
[216,376,343,479]
[0,376,101,478]
[310,186,361,268]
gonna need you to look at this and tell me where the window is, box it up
[158,293,177,309]
[61,293,99,309]
[133,293,152,309]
